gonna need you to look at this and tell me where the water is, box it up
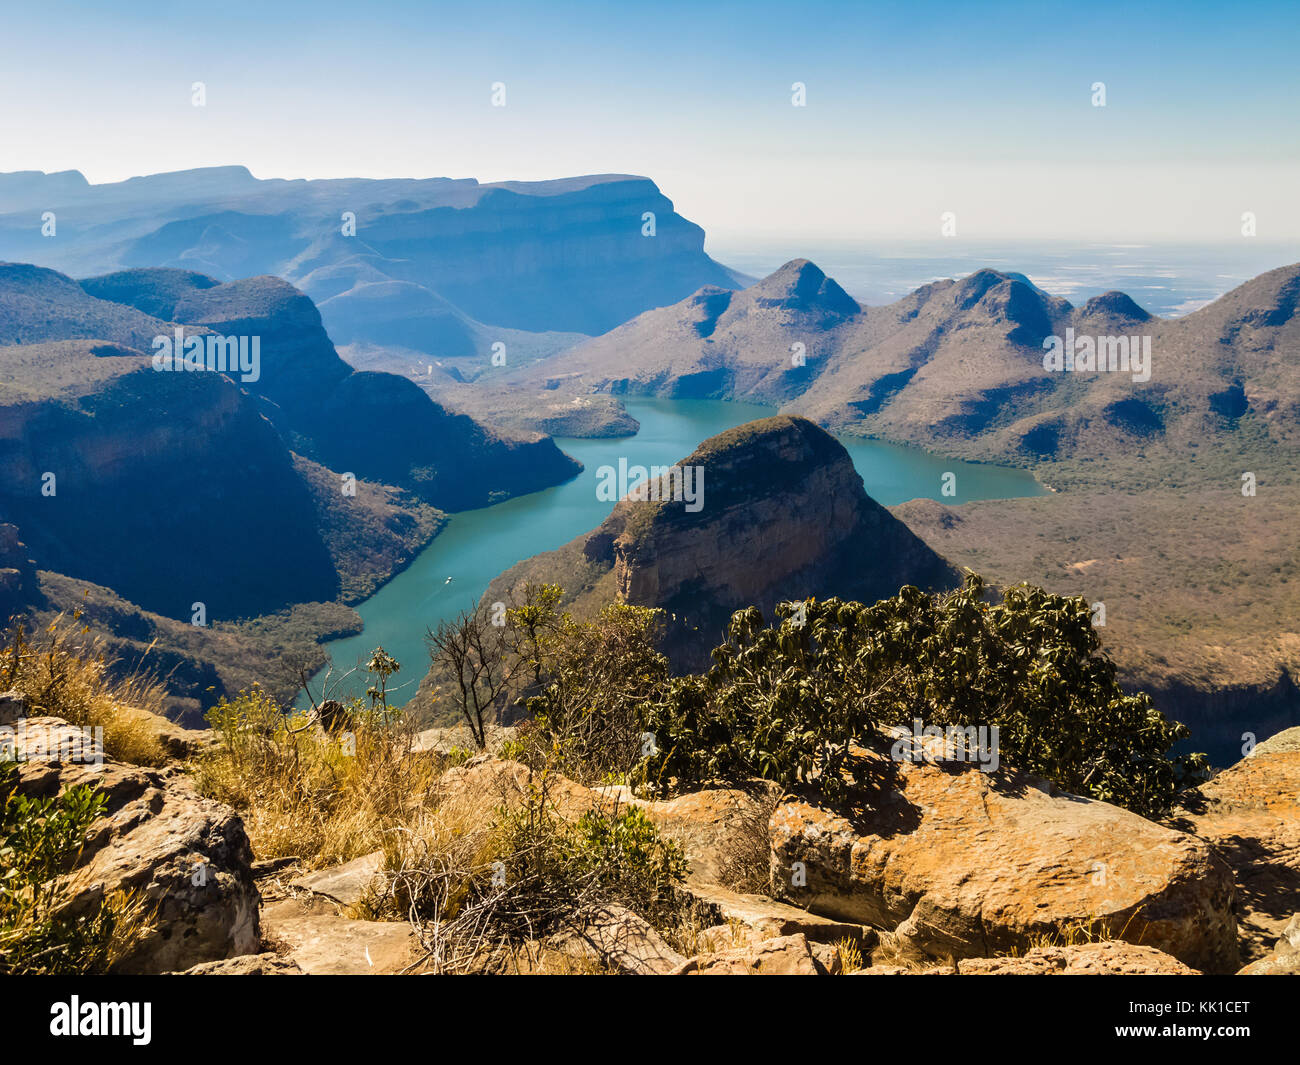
[710,238,1299,319]
[306,398,1043,707]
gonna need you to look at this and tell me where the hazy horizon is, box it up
[3,0,1298,243]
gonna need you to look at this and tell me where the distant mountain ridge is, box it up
[513,258,1300,482]
[0,167,745,340]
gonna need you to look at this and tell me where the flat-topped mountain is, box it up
[0,168,744,340]
[476,415,956,670]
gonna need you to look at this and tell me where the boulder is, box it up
[594,782,780,886]
[433,757,606,822]
[770,738,1238,973]
[681,881,874,949]
[174,953,305,975]
[1170,731,1300,963]
[549,904,687,975]
[1237,913,1300,975]
[956,942,1198,975]
[262,910,424,975]
[8,715,260,973]
[289,851,383,907]
[674,932,824,975]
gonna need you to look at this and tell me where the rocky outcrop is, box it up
[1237,913,1300,974]
[550,904,686,975]
[7,716,260,973]
[260,899,424,975]
[174,952,305,975]
[487,415,956,671]
[674,932,826,975]
[0,523,37,622]
[769,735,1238,973]
[858,942,1197,976]
[1170,727,1300,963]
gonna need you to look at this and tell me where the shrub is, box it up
[0,760,150,973]
[366,777,686,972]
[193,672,441,867]
[637,575,1206,815]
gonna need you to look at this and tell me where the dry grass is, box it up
[0,614,170,767]
[192,688,443,868]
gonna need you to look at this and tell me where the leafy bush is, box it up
[637,575,1206,815]
[367,778,686,971]
[0,761,149,973]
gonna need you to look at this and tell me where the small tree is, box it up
[427,605,516,749]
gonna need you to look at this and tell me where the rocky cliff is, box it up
[482,415,956,669]
[0,168,742,339]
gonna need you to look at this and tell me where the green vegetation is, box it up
[635,575,1206,816]
[0,760,149,974]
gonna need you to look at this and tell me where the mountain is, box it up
[0,168,744,341]
[472,415,957,672]
[3,264,581,511]
[513,259,1300,487]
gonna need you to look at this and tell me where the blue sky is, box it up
[2,0,1297,240]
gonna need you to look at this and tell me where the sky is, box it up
[2,0,1298,242]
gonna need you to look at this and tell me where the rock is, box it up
[680,881,874,949]
[8,715,260,973]
[289,851,383,907]
[1171,735,1300,963]
[434,757,605,822]
[770,736,1238,973]
[173,953,304,975]
[262,912,424,975]
[550,904,687,975]
[675,932,824,975]
[1237,913,1300,974]
[595,782,780,885]
[412,723,517,756]
[0,688,25,725]
[956,942,1199,975]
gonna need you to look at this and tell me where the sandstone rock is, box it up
[675,932,823,975]
[1237,912,1300,974]
[1171,736,1300,963]
[289,851,383,907]
[0,688,25,725]
[434,757,605,822]
[771,737,1238,973]
[174,952,304,975]
[550,904,687,975]
[956,942,1198,975]
[263,912,424,975]
[412,723,517,756]
[9,715,260,973]
[595,782,780,885]
[681,881,874,949]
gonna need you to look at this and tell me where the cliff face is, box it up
[0,343,339,620]
[0,168,740,339]
[72,267,581,510]
[488,415,956,669]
